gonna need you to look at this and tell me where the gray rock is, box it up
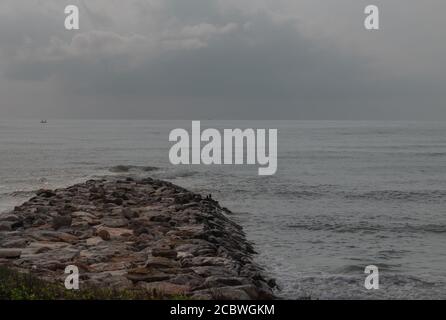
[145,256,180,269]
[0,214,19,222]
[0,177,276,300]
[151,248,178,259]
[52,216,72,230]
[97,229,111,241]
[181,256,232,267]
[191,266,236,278]
[1,239,28,248]
[150,215,171,223]
[126,271,171,282]
[0,222,12,231]
[203,276,247,288]
[0,249,22,259]
[36,189,56,198]
[170,274,204,287]
[103,218,128,228]
[211,286,254,300]
[121,208,138,219]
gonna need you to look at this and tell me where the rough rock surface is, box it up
[0,177,276,299]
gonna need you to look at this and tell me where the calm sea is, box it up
[2,119,446,299]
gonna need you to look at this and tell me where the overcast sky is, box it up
[0,0,445,119]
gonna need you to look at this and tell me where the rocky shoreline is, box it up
[0,177,276,299]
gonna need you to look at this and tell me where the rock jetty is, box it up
[0,177,276,299]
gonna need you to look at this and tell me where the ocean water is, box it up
[1,119,446,299]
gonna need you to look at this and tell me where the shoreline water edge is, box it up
[0,176,277,300]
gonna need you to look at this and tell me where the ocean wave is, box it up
[344,189,446,202]
[157,169,198,180]
[287,220,446,235]
[420,152,446,157]
[274,186,446,202]
[275,184,337,199]
[337,262,403,273]
[288,221,380,233]
[109,165,159,173]
[0,189,40,200]
[376,249,410,259]
[7,190,38,198]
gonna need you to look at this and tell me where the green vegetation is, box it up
[0,266,188,300]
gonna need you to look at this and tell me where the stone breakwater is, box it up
[0,177,276,299]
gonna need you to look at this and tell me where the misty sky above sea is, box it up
[0,0,445,119]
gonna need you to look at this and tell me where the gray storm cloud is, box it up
[0,0,445,119]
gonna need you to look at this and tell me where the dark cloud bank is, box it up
[0,0,444,119]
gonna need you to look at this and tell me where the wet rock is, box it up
[1,239,28,248]
[86,237,104,246]
[181,256,232,267]
[145,256,180,269]
[150,215,171,223]
[72,211,96,220]
[96,227,132,238]
[0,222,12,231]
[191,266,236,278]
[170,274,204,288]
[54,232,78,243]
[126,268,172,282]
[52,216,72,230]
[97,229,111,241]
[103,218,128,228]
[36,189,56,198]
[134,227,149,236]
[151,248,178,259]
[203,276,247,288]
[0,249,22,259]
[121,208,138,219]
[109,198,123,206]
[0,214,19,222]
[11,220,24,230]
